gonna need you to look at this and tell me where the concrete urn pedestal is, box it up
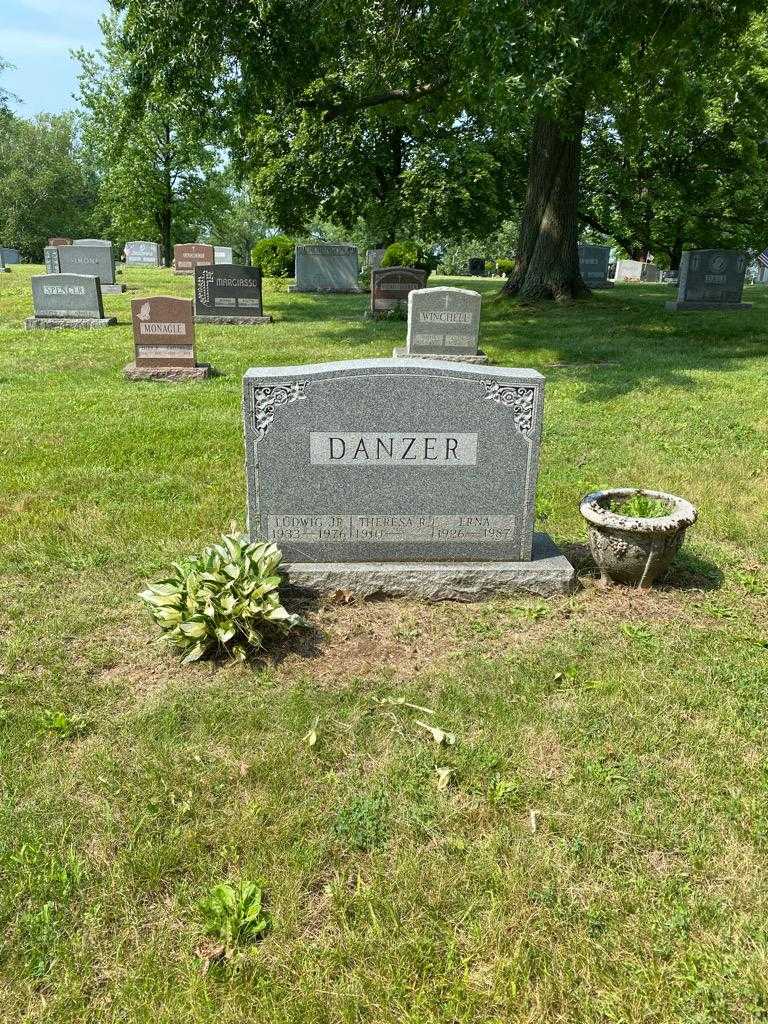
[580,488,697,588]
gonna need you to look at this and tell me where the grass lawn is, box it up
[1,264,768,1023]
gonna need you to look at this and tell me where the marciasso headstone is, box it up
[370,266,426,316]
[194,264,271,324]
[242,358,574,598]
[25,274,116,330]
[394,286,486,364]
[58,242,124,292]
[214,246,234,264]
[666,249,751,311]
[125,296,212,380]
[124,241,162,267]
[173,243,214,276]
[291,243,361,293]
[578,243,613,288]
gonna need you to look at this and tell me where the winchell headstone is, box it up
[58,243,123,292]
[370,266,426,316]
[125,296,211,380]
[578,243,613,288]
[194,264,271,324]
[26,274,116,330]
[666,249,751,311]
[214,246,234,264]
[173,243,214,276]
[124,241,162,267]
[394,286,486,364]
[242,358,574,598]
[291,244,360,293]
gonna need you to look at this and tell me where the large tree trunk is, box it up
[669,235,683,272]
[503,110,589,302]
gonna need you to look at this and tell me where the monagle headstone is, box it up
[0,248,21,264]
[44,246,61,274]
[125,296,211,380]
[173,243,214,276]
[58,243,123,292]
[467,257,486,277]
[242,358,574,598]
[214,246,234,264]
[291,244,360,293]
[124,241,162,267]
[194,264,271,324]
[25,274,116,330]
[370,266,426,316]
[394,286,486,363]
[665,249,751,311]
[578,243,613,288]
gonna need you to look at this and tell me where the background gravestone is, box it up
[48,237,72,247]
[641,262,661,283]
[214,246,234,264]
[124,241,162,267]
[242,357,574,598]
[291,244,360,292]
[44,246,61,274]
[578,243,613,288]
[467,257,486,276]
[173,243,214,276]
[125,296,211,380]
[194,264,271,324]
[395,286,486,363]
[613,259,644,282]
[58,243,123,292]
[666,249,751,311]
[366,249,386,271]
[73,238,111,246]
[370,267,426,316]
[0,250,7,273]
[0,248,21,265]
[26,274,115,329]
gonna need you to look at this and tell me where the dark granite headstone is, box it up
[641,262,661,283]
[26,274,115,329]
[666,249,751,311]
[370,266,426,314]
[578,243,613,288]
[292,244,360,292]
[194,264,271,323]
[242,358,574,597]
[173,243,214,275]
[467,257,486,276]
[131,296,196,366]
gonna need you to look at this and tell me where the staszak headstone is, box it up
[173,243,214,276]
[194,264,271,324]
[666,249,751,311]
[26,274,116,329]
[125,296,211,380]
[291,244,360,293]
[578,243,613,288]
[242,358,574,598]
[370,266,426,316]
[124,241,162,267]
[394,286,486,363]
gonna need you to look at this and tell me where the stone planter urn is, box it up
[579,488,698,588]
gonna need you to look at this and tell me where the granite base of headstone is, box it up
[242,358,575,599]
[124,295,213,380]
[665,249,751,311]
[25,274,116,330]
[194,264,272,324]
[289,244,361,293]
[392,347,488,365]
[394,286,488,364]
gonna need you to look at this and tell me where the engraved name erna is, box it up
[309,432,478,466]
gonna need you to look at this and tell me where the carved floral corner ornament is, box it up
[253,382,306,440]
[483,381,536,436]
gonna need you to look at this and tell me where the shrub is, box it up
[139,532,303,663]
[381,240,433,277]
[496,258,515,277]
[251,235,295,277]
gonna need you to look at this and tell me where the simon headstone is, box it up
[58,243,123,292]
[125,296,211,380]
[194,264,271,324]
[124,241,162,267]
[242,358,574,598]
[214,246,234,264]
[578,243,613,288]
[394,286,486,363]
[291,244,360,293]
[26,274,116,330]
[174,243,214,276]
[666,249,751,311]
[370,266,426,316]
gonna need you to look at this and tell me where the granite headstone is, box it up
[613,259,644,282]
[44,246,61,274]
[242,358,574,598]
[173,243,214,276]
[370,266,426,315]
[124,241,162,267]
[194,264,271,324]
[578,243,613,288]
[58,243,122,291]
[73,238,112,247]
[395,286,486,363]
[0,248,21,264]
[48,237,72,247]
[125,296,210,379]
[0,250,7,273]
[641,262,661,283]
[292,244,360,293]
[666,249,751,311]
[214,246,234,264]
[467,257,486,277]
[366,248,387,270]
[26,274,115,329]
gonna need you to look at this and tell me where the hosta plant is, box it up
[140,532,303,663]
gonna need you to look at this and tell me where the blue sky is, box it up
[1,0,110,117]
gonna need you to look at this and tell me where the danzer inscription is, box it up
[309,432,477,465]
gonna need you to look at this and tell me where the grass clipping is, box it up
[140,532,304,663]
